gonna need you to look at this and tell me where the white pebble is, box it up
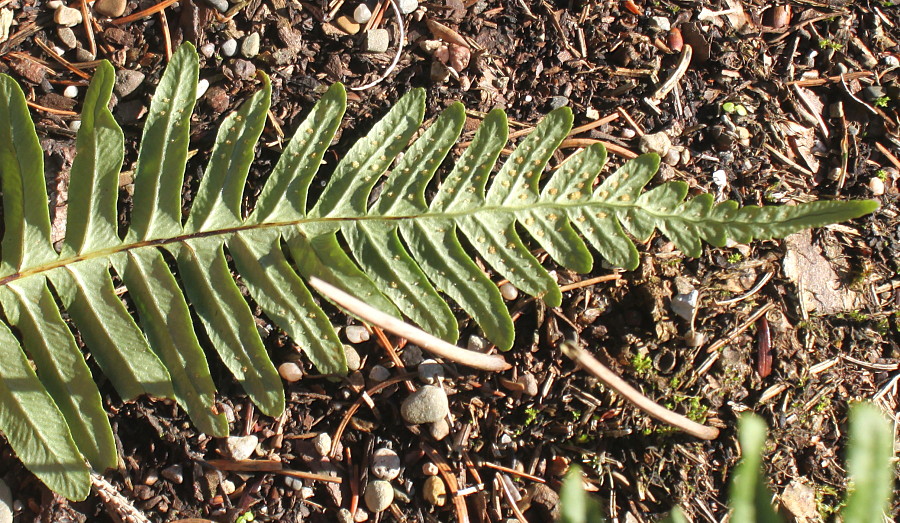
[278,361,303,382]
[417,359,444,385]
[69,120,82,132]
[223,434,258,461]
[221,37,238,57]
[314,432,332,456]
[368,364,390,382]
[621,127,637,139]
[196,78,210,99]
[422,462,439,475]
[344,344,362,371]
[500,282,518,301]
[353,3,372,24]
[345,324,370,343]
[371,448,401,480]
[467,335,488,352]
[47,0,63,8]
[870,176,885,196]
[397,0,417,14]
[221,479,236,495]
[63,85,78,98]
[364,480,394,512]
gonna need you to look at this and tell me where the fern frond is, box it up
[0,43,877,499]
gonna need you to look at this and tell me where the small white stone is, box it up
[663,148,680,166]
[300,486,315,499]
[345,325,370,343]
[353,3,372,24]
[224,434,258,461]
[417,359,444,384]
[196,78,210,99]
[638,131,672,157]
[397,0,417,14]
[364,480,394,512]
[0,478,12,523]
[369,364,390,382]
[221,37,238,57]
[221,479,236,495]
[279,361,303,382]
[649,16,671,32]
[337,508,354,523]
[422,462,439,476]
[500,282,518,301]
[371,448,401,480]
[467,335,488,352]
[621,128,637,139]
[869,176,885,196]
[285,476,303,490]
[313,432,332,456]
[52,45,66,56]
[884,55,900,68]
[712,169,728,188]
[47,0,63,8]
[63,85,78,98]
[361,28,390,54]
[671,290,699,321]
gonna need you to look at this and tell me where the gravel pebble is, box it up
[548,96,569,110]
[422,476,446,506]
[0,478,12,523]
[224,434,258,461]
[93,0,127,17]
[199,43,216,58]
[429,417,450,440]
[344,344,362,371]
[54,6,82,27]
[870,176,885,196]
[638,131,672,157]
[63,85,78,98]
[203,0,229,13]
[401,345,423,367]
[368,364,390,382]
[279,361,303,382]
[353,3,372,23]
[221,37,238,57]
[345,325,370,343]
[422,462,439,476]
[517,372,539,397]
[74,47,95,62]
[57,27,77,49]
[364,480,394,512]
[314,432,332,456]
[362,28,390,53]
[500,282,518,301]
[161,464,184,484]
[417,359,444,384]
[114,69,145,98]
[285,475,303,490]
[397,0,417,14]
[241,32,260,58]
[196,78,210,99]
[400,385,449,424]
[371,448,401,480]
[334,15,360,35]
[230,58,256,79]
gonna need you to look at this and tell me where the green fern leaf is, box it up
[0,42,877,499]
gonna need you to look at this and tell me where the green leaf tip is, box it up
[0,44,879,500]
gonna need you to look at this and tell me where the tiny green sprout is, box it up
[874,95,890,108]
[631,353,653,374]
[722,102,749,116]
[523,407,540,426]
[818,38,844,50]
[236,512,255,523]
[722,102,736,113]
[727,252,743,264]
[876,169,888,181]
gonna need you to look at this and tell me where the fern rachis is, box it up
[0,42,877,500]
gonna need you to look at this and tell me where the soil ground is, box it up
[1,0,900,521]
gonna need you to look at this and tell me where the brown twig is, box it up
[559,137,638,158]
[158,10,172,60]
[112,0,180,25]
[561,341,720,440]
[34,38,91,79]
[309,277,512,372]
[370,325,416,393]
[422,443,470,523]
[78,0,97,57]
[481,461,546,483]
[558,274,622,292]
[26,100,78,116]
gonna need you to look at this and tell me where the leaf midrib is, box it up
[0,197,728,287]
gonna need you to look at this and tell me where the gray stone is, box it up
[74,47,95,62]
[161,464,184,484]
[638,131,672,157]
[94,0,127,17]
[353,3,372,24]
[54,6,82,27]
[241,32,260,58]
[397,0,417,14]
[362,28,390,53]
[364,480,394,512]
[285,475,303,490]
[221,37,238,57]
[400,385,449,424]
[401,345,423,367]
[648,16,670,32]
[0,478,12,523]
[345,325,370,343]
[429,418,450,440]
[223,434,258,461]
[203,0,229,13]
[114,69,145,98]
[343,344,362,371]
[417,359,444,384]
[230,59,256,79]
[57,27,77,49]
[371,448,401,480]
[548,96,569,110]
[670,290,698,321]
[368,364,390,382]
[517,372,539,397]
[860,85,886,102]
[199,42,216,58]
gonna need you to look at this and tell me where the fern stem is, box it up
[308,277,512,372]
[560,341,720,440]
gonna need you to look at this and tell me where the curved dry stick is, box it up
[561,341,720,440]
[309,277,512,372]
[651,44,692,101]
[349,0,405,91]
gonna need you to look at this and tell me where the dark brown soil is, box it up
[1,0,900,521]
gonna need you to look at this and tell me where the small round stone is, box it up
[221,38,238,57]
[517,372,539,397]
[422,476,447,506]
[223,434,258,461]
[422,462,439,476]
[313,432,332,456]
[368,364,390,382]
[221,479,236,495]
[337,508,354,523]
[400,385,449,424]
[345,325,370,343]
[870,176,885,196]
[196,78,210,99]
[429,418,450,440]
[161,464,184,484]
[63,85,78,98]
[114,69,145,98]
[279,361,303,382]
[364,480,394,512]
[70,120,82,132]
[0,478,12,523]
[344,344,362,371]
[417,359,444,385]
[241,32,260,58]
[93,0,127,17]
[199,43,216,58]
[401,345,423,367]
[397,0,417,14]
[371,448,401,480]
[54,6,83,27]
[500,282,518,301]
[285,475,303,490]
[353,3,372,24]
